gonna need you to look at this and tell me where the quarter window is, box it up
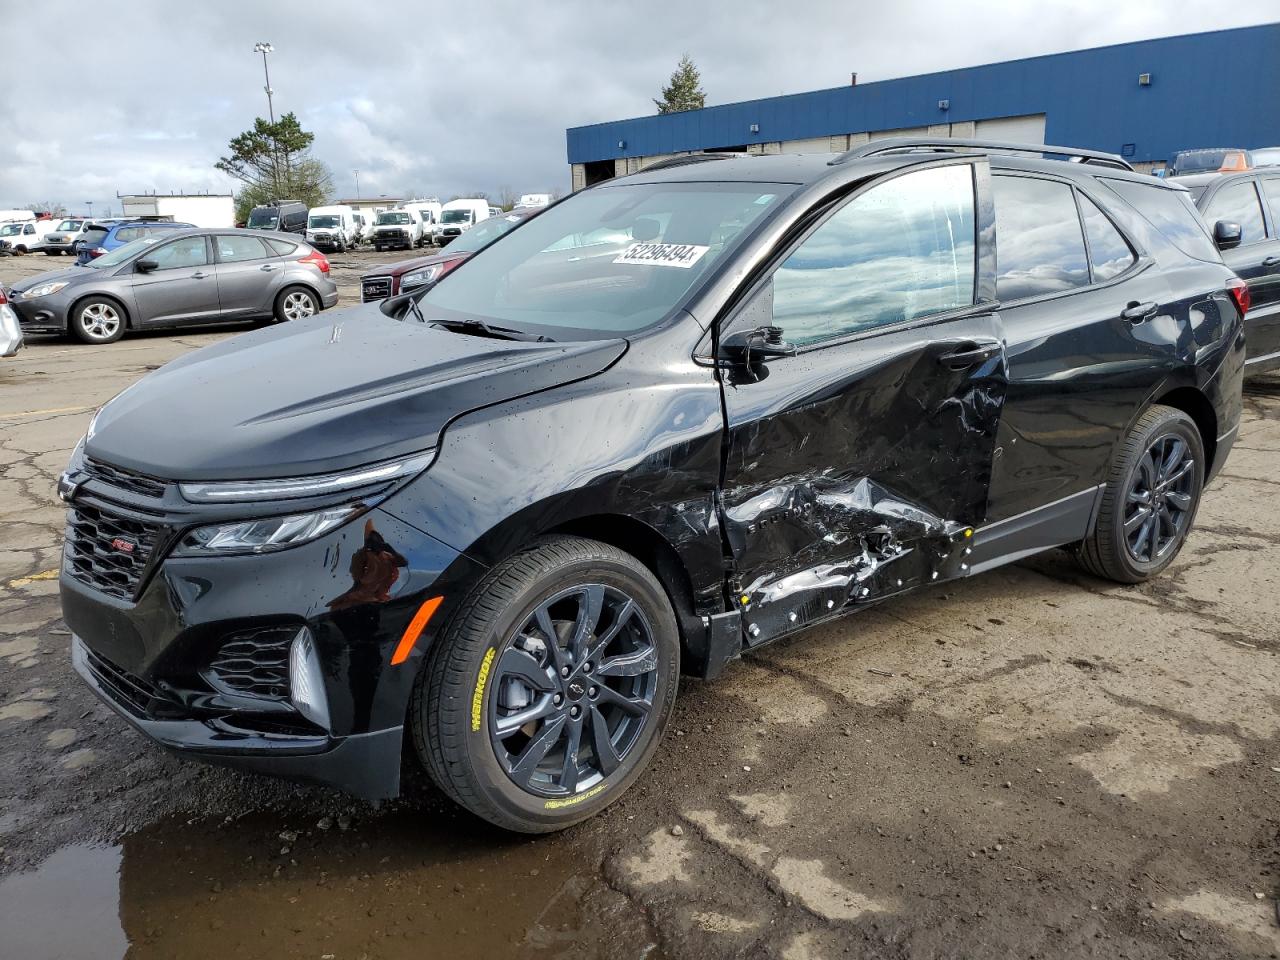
[1263,179,1280,223]
[770,164,976,345]
[1203,181,1266,244]
[1101,178,1219,262]
[147,237,208,270]
[215,234,271,262]
[1079,194,1135,282]
[993,176,1089,300]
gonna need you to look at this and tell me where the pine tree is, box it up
[654,55,707,114]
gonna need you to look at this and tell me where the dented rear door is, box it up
[716,160,1006,643]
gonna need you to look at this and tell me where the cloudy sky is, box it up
[1,0,1275,214]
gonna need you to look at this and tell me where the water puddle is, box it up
[0,808,663,959]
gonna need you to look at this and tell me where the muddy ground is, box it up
[1,249,1279,959]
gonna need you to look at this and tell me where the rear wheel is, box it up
[413,536,680,833]
[70,297,126,344]
[273,287,320,322]
[1076,404,1204,583]
[43,249,58,256]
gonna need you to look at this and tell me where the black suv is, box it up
[245,200,308,234]
[1180,170,1280,372]
[61,139,1245,833]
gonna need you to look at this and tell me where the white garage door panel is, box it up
[974,114,1046,144]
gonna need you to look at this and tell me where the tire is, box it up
[43,249,58,256]
[1076,404,1205,583]
[273,286,320,322]
[374,245,383,253]
[70,296,126,344]
[413,536,680,833]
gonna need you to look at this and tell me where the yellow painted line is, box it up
[0,404,95,421]
[6,568,59,588]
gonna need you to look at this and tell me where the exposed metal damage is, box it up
[724,475,973,643]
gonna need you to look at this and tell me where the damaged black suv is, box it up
[61,139,1245,833]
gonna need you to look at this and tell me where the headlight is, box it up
[172,504,363,556]
[179,451,433,503]
[400,265,442,290]
[21,281,69,300]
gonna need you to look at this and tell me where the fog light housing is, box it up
[289,627,330,730]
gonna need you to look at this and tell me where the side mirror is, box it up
[718,325,797,365]
[135,259,159,273]
[1214,220,1242,250]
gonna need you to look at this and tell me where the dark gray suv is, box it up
[8,228,340,344]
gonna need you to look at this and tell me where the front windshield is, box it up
[309,215,340,228]
[247,211,279,228]
[377,212,411,225]
[56,219,83,231]
[421,181,790,338]
[441,209,472,224]
[448,213,526,254]
[85,235,160,268]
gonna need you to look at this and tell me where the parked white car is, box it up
[435,198,491,246]
[41,218,92,256]
[402,200,442,245]
[0,218,57,254]
[370,209,425,252]
[305,205,358,252]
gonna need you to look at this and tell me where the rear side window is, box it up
[1263,179,1280,222]
[215,234,270,262]
[1203,181,1267,244]
[114,227,144,243]
[1079,195,1135,282]
[992,176,1088,301]
[771,163,976,345]
[1101,179,1218,262]
[265,238,298,256]
[81,228,108,246]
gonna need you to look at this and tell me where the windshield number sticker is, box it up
[614,242,709,269]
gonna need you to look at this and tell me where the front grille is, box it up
[206,626,295,699]
[84,457,166,499]
[64,503,162,600]
[83,644,169,718]
[361,276,392,301]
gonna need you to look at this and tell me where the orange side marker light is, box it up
[391,595,444,665]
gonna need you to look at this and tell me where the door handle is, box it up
[1121,301,1158,323]
[191,271,209,279]
[938,342,1000,370]
[259,264,276,271]
[1262,256,1280,268]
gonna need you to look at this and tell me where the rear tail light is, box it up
[89,247,107,259]
[0,285,7,305]
[1227,277,1251,317]
[298,249,330,275]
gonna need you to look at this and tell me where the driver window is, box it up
[769,164,977,345]
[148,236,209,270]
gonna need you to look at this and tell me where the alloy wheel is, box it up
[80,303,121,340]
[282,291,316,320]
[1123,433,1196,563]
[488,584,659,799]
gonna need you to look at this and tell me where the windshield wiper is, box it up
[429,317,554,342]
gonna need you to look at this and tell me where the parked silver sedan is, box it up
[0,281,22,357]
[6,228,339,344]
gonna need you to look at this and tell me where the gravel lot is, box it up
[2,248,1280,959]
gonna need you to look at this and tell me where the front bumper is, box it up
[10,291,73,333]
[61,471,484,799]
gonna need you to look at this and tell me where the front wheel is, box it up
[273,287,320,322]
[413,536,680,833]
[71,297,126,344]
[1076,404,1204,583]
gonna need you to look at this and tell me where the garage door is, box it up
[974,114,1046,144]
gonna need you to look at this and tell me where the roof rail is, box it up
[641,152,749,172]
[829,137,1134,172]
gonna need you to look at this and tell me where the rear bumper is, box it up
[73,635,404,799]
[0,305,22,356]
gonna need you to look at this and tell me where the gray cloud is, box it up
[1,0,1275,214]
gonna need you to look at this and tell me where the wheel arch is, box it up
[69,290,133,330]
[1152,385,1218,475]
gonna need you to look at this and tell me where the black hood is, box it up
[87,309,626,481]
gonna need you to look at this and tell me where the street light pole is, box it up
[253,42,279,196]
[353,169,361,200]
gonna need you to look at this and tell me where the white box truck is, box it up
[119,194,235,228]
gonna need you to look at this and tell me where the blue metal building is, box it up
[565,22,1280,187]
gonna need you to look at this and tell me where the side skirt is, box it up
[967,486,1103,575]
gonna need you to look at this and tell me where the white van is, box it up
[370,209,425,252]
[0,218,57,254]
[305,205,357,252]
[436,198,491,246]
[402,199,443,245]
[351,212,372,246]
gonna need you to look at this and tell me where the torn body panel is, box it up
[717,311,1007,645]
